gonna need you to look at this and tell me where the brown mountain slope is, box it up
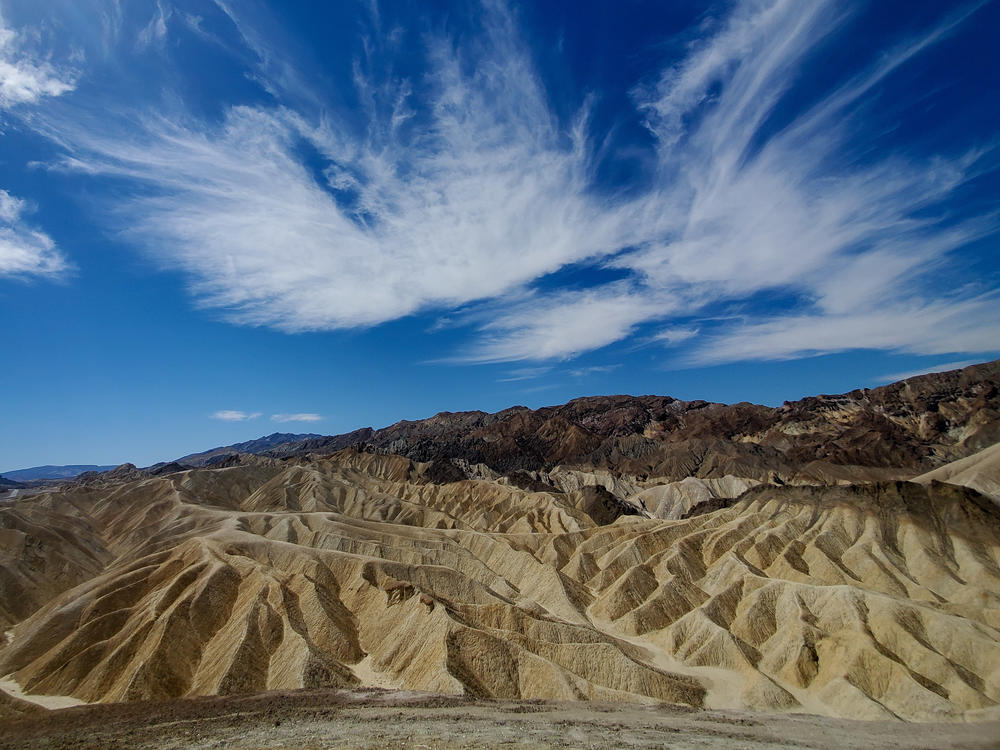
[268,360,1000,483]
[2,448,999,721]
[3,363,1000,723]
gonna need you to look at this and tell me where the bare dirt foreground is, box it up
[1,689,998,750]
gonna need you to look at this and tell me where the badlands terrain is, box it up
[2,359,1000,746]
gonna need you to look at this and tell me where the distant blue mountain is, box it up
[173,433,323,467]
[2,465,118,482]
[2,434,325,483]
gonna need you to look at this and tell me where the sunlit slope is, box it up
[915,442,1000,504]
[1,449,998,722]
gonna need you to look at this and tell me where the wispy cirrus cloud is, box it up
[877,359,982,384]
[0,190,69,279]
[653,327,699,346]
[271,413,322,423]
[0,10,77,108]
[211,410,261,421]
[568,364,620,378]
[39,68,636,331]
[497,366,552,383]
[24,0,1000,365]
[690,297,1000,366]
[135,1,171,51]
[478,0,999,364]
[617,0,999,364]
[0,11,74,280]
[460,283,668,362]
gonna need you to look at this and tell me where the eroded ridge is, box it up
[1,446,998,723]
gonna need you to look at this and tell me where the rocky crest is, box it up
[268,360,1000,484]
[1,360,999,722]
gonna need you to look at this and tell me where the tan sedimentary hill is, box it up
[0,496,113,629]
[626,475,760,519]
[1,444,999,723]
[0,692,44,723]
[914,441,1000,504]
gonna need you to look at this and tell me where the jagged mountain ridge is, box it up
[267,360,1000,481]
[66,361,1000,521]
[54,360,1000,487]
[2,360,999,723]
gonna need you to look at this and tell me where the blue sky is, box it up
[1,0,998,471]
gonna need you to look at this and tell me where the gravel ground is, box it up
[1,689,998,750]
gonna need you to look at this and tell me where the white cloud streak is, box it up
[0,11,75,280]
[615,0,999,364]
[211,410,261,421]
[31,0,1000,365]
[653,327,699,346]
[0,9,76,108]
[877,359,982,384]
[471,0,998,363]
[271,413,322,423]
[136,1,171,51]
[461,283,667,362]
[568,364,620,378]
[692,297,1000,365]
[41,11,643,332]
[0,189,69,279]
[497,366,552,383]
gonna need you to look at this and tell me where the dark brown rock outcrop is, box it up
[268,360,1000,482]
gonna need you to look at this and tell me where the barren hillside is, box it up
[2,361,1000,726]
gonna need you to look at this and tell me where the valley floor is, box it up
[2,689,999,750]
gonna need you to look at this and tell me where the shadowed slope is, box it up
[2,448,998,721]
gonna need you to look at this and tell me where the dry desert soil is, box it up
[2,688,999,750]
[4,362,1000,747]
